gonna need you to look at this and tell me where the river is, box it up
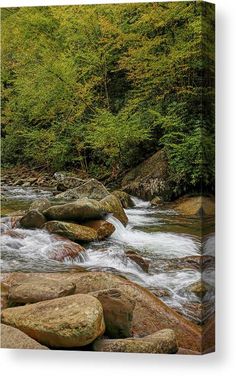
[0,185,215,325]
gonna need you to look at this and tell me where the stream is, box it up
[0,186,215,324]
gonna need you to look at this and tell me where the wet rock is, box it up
[93,329,178,354]
[152,288,171,298]
[44,221,98,243]
[126,250,149,272]
[1,294,105,348]
[186,280,211,299]
[151,196,163,206]
[8,277,76,304]
[20,210,46,229]
[3,229,25,239]
[172,196,215,216]
[55,178,109,200]
[112,190,134,209]
[82,219,115,240]
[1,324,48,350]
[11,216,23,229]
[50,236,85,261]
[2,271,202,352]
[100,194,128,226]
[122,149,170,200]
[90,289,135,338]
[44,198,108,221]
[29,198,51,213]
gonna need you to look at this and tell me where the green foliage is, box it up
[1,2,215,195]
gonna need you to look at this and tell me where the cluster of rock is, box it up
[17,179,132,253]
[0,271,215,354]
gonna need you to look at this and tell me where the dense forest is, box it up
[1,1,215,197]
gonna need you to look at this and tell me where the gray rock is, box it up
[55,178,109,200]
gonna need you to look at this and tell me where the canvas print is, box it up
[0,1,215,354]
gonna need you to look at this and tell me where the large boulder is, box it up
[55,178,109,200]
[54,172,86,191]
[1,294,105,348]
[112,190,134,209]
[122,149,170,200]
[43,198,108,221]
[44,221,98,243]
[100,194,128,226]
[8,277,76,304]
[20,210,46,229]
[1,272,201,352]
[93,329,178,354]
[90,289,135,338]
[29,198,51,213]
[82,219,115,240]
[171,196,215,216]
[1,324,48,350]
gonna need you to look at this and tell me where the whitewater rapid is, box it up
[0,192,214,323]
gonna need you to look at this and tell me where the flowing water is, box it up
[0,186,215,324]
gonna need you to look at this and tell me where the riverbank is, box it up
[0,173,215,354]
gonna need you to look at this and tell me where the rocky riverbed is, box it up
[0,174,215,354]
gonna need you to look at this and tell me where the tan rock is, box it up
[112,191,134,209]
[172,196,215,216]
[93,329,178,354]
[82,219,115,240]
[1,324,48,350]
[8,277,76,304]
[44,198,108,221]
[100,194,128,226]
[1,294,105,348]
[1,272,202,352]
[90,289,135,338]
[44,221,98,243]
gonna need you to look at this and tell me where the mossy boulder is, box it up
[82,219,115,240]
[100,194,128,226]
[112,190,134,209]
[43,198,108,221]
[20,210,46,229]
[55,178,109,200]
[44,221,98,243]
[122,149,170,200]
[1,294,105,348]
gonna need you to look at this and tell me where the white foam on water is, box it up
[107,216,200,258]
